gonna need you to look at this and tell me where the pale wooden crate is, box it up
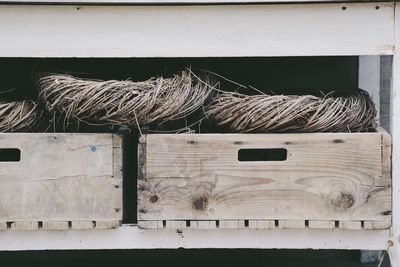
[0,133,122,230]
[138,127,391,230]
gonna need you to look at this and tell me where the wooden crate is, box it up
[0,133,122,230]
[138,127,391,230]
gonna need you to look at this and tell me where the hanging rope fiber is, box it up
[206,89,376,133]
[36,69,216,128]
[0,100,45,132]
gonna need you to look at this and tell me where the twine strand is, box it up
[206,90,376,133]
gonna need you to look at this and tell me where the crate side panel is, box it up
[138,133,390,222]
[112,134,123,222]
[0,133,121,222]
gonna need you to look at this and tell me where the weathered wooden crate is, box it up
[138,127,391,230]
[0,133,122,230]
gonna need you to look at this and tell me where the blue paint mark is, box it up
[91,146,97,152]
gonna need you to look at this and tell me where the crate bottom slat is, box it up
[138,220,390,230]
[0,220,121,231]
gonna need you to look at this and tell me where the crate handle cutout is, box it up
[0,148,20,162]
[238,148,287,162]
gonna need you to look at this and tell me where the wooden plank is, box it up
[195,221,217,229]
[378,127,392,182]
[95,221,120,230]
[339,221,362,230]
[112,134,123,227]
[219,220,245,229]
[165,220,186,229]
[364,221,374,230]
[376,127,392,230]
[43,221,69,231]
[113,134,123,182]
[308,220,335,229]
[388,4,400,266]
[138,135,146,181]
[0,133,122,226]
[363,221,390,230]
[137,220,162,229]
[11,222,39,230]
[248,220,275,229]
[372,221,391,230]
[139,133,390,223]
[0,3,393,57]
[71,221,94,230]
[0,224,391,250]
[279,220,305,229]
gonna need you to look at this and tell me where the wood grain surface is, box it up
[0,133,122,229]
[138,132,391,228]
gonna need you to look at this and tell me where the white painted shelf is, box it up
[0,225,390,251]
[0,1,398,266]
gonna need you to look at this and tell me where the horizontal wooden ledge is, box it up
[0,221,390,231]
[0,224,390,250]
[0,220,390,231]
[0,221,121,230]
[138,220,391,230]
[0,2,394,57]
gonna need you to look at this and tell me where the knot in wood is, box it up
[331,191,355,210]
[149,195,159,203]
[192,196,208,211]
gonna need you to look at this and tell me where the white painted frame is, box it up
[0,1,398,266]
[0,3,394,57]
[388,3,400,265]
[0,226,391,250]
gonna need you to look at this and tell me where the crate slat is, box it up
[42,221,69,231]
[95,221,120,230]
[248,220,275,229]
[308,220,335,229]
[339,221,362,230]
[165,220,186,229]
[219,220,245,229]
[138,220,162,229]
[11,222,39,231]
[279,220,306,229]
[71,221,94,230]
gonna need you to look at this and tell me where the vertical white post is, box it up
[359,56,381,120]
[388,3,400,266]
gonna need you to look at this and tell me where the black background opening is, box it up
[0,149,21,162]
[238,148,287,162]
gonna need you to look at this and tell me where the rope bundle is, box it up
[36,69,214,128]
[0,100,43,132]
[206,90,376,132]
